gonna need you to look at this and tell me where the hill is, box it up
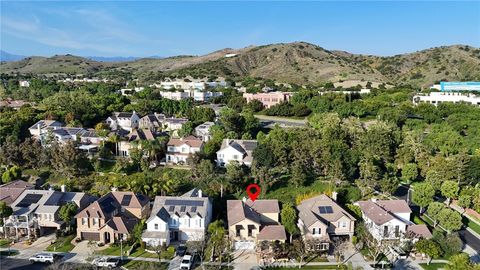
[1,42,479,87]
[0,50,26,62]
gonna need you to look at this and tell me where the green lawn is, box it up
[97,244,133,256]
[0,239,12,248]
[129,247,175,259]
[122,260,169,270]
[419,263,447,270]
[266,266,341,270]
[0,250,19,256]
[465,217,480,235]
[45,235,75,253]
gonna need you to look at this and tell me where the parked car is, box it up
[180,254,193,270]
[29,253,57,264]
[91,257,120,268]
[175,245,187,257]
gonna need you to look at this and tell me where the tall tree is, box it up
[412,182,435,212]
[59,202,78,232]
[280,203,299,243]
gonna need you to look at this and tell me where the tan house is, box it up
[227,199,286,250]
[166,136,204,165]
[75,191,149,244]
[297,194,356,251]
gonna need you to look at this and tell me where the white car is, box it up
[180,254,193,270]
[29,253,56,264]
[91,257,120,268]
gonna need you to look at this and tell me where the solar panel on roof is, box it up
[101,197,117,213]
[164,199,204,207]
[17,194,43,207]
[121,195,132,206]
[319,206,333,214]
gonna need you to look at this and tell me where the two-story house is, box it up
[139,113,166,131]
[227,199,286,250]
[75,191,149,244]
[28,120,64,139]
[142,189,212,248]
[166,136,204,164]
[5,189,90,238]
[297,194,356,251]
[106,111,140,132]
[216,139,258,167]
[194,122,215,142]
[355,199,431,241]
[117,128,160,157]
[164,117,188,132]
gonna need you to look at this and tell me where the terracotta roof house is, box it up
[227,199,286,250]
[166,136,204,165]
[75,191,149,244]
[355,199,431,241]
[0,180,34,205]
[142,188,212,247]
[5,189,91,238]
[216,139,258,167]
[297,194,356,251]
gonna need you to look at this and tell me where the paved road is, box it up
[0,258,48,270]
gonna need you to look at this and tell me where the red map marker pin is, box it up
[246,184,261,201]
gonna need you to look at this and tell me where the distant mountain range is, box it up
[0,50,163,63]
[1,42,479,87]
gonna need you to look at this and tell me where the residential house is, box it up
[164,117,188,132]
[106,112,141,132]
[142,189,212,247]
[0,180,34,205]
[5,189,90,238]
[194,122,215,142]
[297,194,356,251]
[216,139,258,167]
[166,136,203,164]
[139,113,166,131]
[355,199,431,241]
[243,92,292,109]
[75,191,149,244]
[227,199,286,250]
[117,129,160,157]
[0,99,33,110]
[28,120,64,139]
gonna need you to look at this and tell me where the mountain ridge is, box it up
[1,42,479,87]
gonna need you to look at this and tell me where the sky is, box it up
[1,1,479,57]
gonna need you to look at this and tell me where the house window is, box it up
[218,154,224,158]
[383,226,389,237]
[154,224,159,230]
[312,228,321,235]
[93,218,98,226]
[181,147,186,153]
[338,221,347,228]
[82,218,87,225]
[395,225,400,237]
[320,243,329,250]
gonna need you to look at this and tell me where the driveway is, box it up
[7,233,56,259]
[168,256,182,270]
[66,240,95,263]
[232,250,258,270]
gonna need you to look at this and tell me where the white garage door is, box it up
[234,240,255,250]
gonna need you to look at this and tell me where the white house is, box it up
[355,199,431,241]
[106,112,141,132]
[28,120,64,139]
[166,136,204,164]
[164,117,188,132]
[142,189,212,247]
[194,122,215,142]
[216,139,258,167]
[413,92,480,107]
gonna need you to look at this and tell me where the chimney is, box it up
[331,191,338,201]
[371,198,377,203]
[111,187,118,192]
[60,184,66,192]
[198,189,202,198]
[242,197,247,203]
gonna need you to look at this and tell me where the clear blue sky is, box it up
[1,1,479,57]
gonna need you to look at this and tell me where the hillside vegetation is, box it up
[1,42,479,87]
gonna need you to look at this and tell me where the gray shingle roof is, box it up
[297,194,356,228]
[148,189,210,223]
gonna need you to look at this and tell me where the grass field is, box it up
[45,235,75,252]
[265,266,341,270]
[0,239,12,248]
[465,217,480,235]
[265,180,332,204]
[97,244,133,256]
[122,260,169,270]
[129,247,175,259]
[419,263,447,270]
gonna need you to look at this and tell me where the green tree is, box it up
[445,253,479,270]
[59,202,78,232]
[438,208,463,232]
[415,239,443,265]
[441,180,459,205]
[427,202,445,227]
[0,201,13,234]
[458,195,472,210]
[412,182,435,212]
[131,220,146,245]
[280,203,299,242]
[401,163,418,183]
[1,166,22,183]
